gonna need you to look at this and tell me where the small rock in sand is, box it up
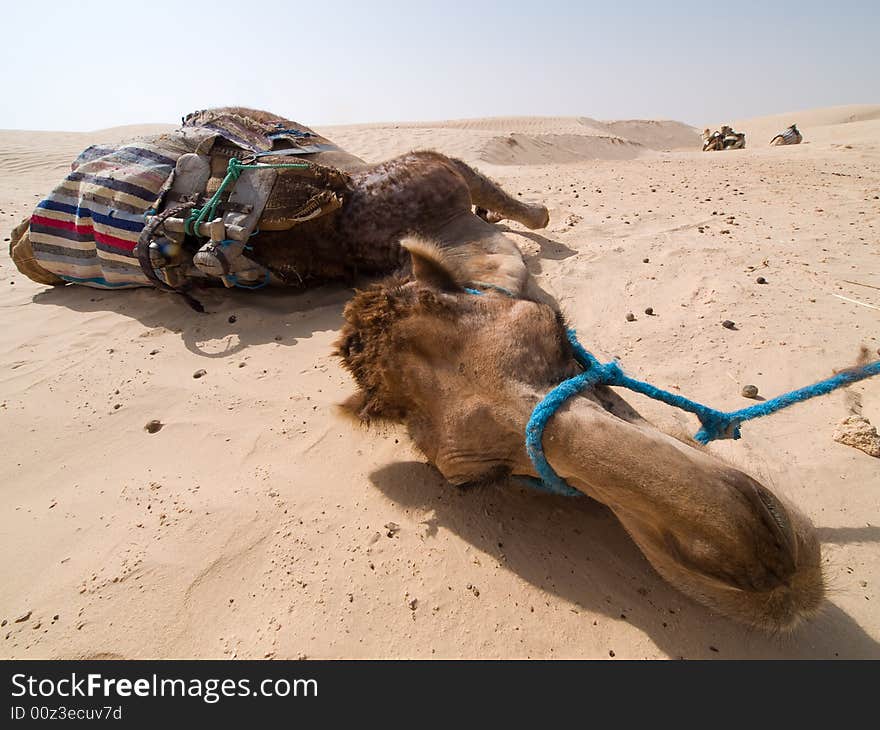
[228,315,237,324]
[741,384,759,399]
[384,522,400,538]
[14,611,32,623]
[625,313,636,322]
[193,369,207,379]
[408,598,418,611]
[644,307,654,316]
[833,415,880,458]
[756,276,767,285]
[722,320,736,330]
[144,420,163,434]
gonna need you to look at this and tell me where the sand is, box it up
[1,105,878,659]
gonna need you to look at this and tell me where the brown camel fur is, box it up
[250,149,548,294]
[336,239,825,632]
[205,109,549,294]
[194,108,546,293]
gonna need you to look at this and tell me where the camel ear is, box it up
[401,236,462,291]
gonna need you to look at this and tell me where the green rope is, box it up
[184,157,310,237]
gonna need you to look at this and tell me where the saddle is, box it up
[11,109,353,299]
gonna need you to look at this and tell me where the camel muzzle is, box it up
[536,396,824,630]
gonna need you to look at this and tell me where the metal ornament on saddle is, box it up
[138,155,290,292]
[135,114,352,302]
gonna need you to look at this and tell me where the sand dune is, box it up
[601,119,700,150]
[480,133,645,164]
[322,116,699,166]
[1,105,879,659]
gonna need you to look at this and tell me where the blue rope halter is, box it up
[525,330,880,496]
[464,284,880,497]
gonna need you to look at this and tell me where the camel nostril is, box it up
[725,473,799,577]
[752,485,798,570]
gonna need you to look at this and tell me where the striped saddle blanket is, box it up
[28,132,206,289]
[770,125,802,146]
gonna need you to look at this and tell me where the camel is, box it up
[336,239,825,632]
[702,128,724,152]
[11,107,825,630]
[702,125,746,151]
[9,107,548,302]
[770,124,803,146]
[720,125,746,150]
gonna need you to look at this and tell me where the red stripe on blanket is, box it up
[30,214,138,252]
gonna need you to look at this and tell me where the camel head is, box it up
[335,238,825,631]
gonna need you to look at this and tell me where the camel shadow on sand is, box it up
[499,226,578,272]
[816,525,880,544]
[370,460,880,659]
[25,225,573,360]
[30,282,352,359]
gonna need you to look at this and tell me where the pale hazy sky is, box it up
[1,0,877,131]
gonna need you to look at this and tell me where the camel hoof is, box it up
[526,205,550,230]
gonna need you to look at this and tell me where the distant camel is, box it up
[770,124,803,146]
[702,125,745,151]
[701,128,724,151]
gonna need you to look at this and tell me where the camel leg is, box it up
[428,212,530,296]
[446,158,549,230]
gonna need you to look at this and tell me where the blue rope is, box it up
[461,284,880,496]
[469,280,518,298]
[525,329,880,496]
